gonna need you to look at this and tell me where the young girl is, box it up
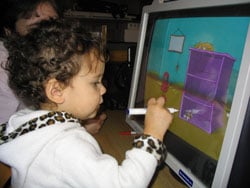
[0,0,106,134]
[0,19,173,188]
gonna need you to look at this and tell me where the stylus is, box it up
[119,131,138,135]
[127,107,179,115]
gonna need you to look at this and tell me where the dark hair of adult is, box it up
[0,0,60,38]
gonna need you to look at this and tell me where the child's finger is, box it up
[147,98,157,105]
[156,96,165,106]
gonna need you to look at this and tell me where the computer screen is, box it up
[126,1,250,187]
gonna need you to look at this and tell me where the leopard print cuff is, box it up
[133,134,167,165]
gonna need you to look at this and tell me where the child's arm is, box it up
[131,96,173,165]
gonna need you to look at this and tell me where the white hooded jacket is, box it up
[0,109,157,188]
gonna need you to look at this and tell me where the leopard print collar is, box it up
[0,111,79,145]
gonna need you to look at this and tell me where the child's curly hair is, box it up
[4,18,107,109]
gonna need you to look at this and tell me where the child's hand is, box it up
[83,113,107,135]
[143,97,173,141]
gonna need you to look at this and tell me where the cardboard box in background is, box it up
[124,22,139,42]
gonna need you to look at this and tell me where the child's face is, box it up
[58,51,106,120]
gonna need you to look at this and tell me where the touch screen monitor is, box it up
[126,0,250,187]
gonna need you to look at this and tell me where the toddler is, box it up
[0,19,173,188]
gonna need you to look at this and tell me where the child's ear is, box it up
[45,78,65,104]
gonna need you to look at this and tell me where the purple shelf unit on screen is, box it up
[179,48,235,133]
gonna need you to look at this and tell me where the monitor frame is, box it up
[126,0,250,187]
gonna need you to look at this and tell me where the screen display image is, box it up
[126,1,250,187]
